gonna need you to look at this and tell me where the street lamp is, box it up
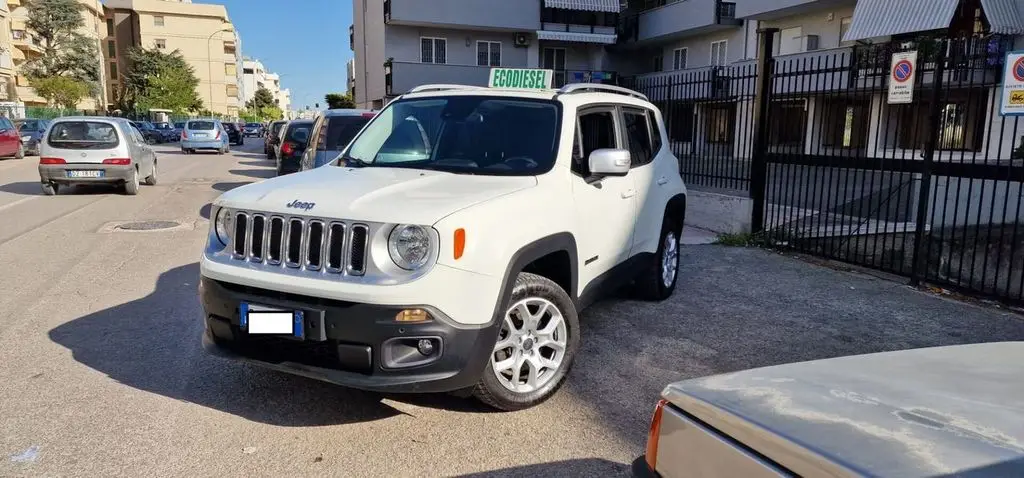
[207,24,234,116]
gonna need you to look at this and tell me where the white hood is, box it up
[215,166,537,225]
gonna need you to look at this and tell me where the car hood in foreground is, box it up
[215,166,537,225]
[663,342,1024,477]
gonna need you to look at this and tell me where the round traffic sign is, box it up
[1013,56,1024,82]
[892,59,913,83]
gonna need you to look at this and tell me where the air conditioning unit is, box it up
[513,32,531,48]
[803,35,820,51]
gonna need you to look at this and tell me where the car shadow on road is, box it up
[0,181,43,196]
[229,168,276,180]
[457,458,629,477]
[212,181,253,192]
[1,181,124,196]
[234,153,270,161]
[48,263,404,427]
[238,160,272,167]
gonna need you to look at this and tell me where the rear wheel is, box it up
[124,167,139,195]
[634,217,681,301]
[473,272,579,411]
[144,161,158,185]
[41,182,58,196]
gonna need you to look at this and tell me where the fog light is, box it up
[417,339,435,356]
[395,308,430,323]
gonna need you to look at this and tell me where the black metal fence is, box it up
[625,34,1024,305]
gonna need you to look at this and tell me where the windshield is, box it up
[174,122,185,128]
[224,123,238,131]
[270,121,287,135]
[343,96,560,176]
[47,121,119,149]
[246,123,260,127]
[16,120,41,132]
[139,122,155,129]
[154,123,171,130]
[316,115,371,152]
[187,120,216,130]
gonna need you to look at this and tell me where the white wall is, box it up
[384,26,530,67]
[658,27,748,71]
[353,0,386,108]
[761,4,857,56]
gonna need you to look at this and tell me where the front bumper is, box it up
[200,277,500,393]
[21,139,40,155]
[39,164,133,184]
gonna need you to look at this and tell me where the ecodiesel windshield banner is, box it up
[489,68,554,89]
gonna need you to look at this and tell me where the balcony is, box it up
[735,0,834,20]
[622,0,740,45]
[11,30,45,56]
[7,0,20,8]
[385,0,540,31]
[387,61,492,95]
[540,7,618,43]
[621,66,736,101]
[551,70,617,88]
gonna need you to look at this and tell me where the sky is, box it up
[202,0,354,111]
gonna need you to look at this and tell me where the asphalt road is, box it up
[1,141,1023,477]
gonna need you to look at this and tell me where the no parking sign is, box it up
[887,51,917,105]
[999,51,1024,116]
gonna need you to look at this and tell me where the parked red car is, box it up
[0,116,25,159]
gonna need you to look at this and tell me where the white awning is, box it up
[544,0,621,13]
[981,0,1024,34]
[843,0,960,42]
[536,30,617,44]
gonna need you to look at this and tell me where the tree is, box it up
[23,0,100,94]
[246,87,276,110]
[325,93,355,109]
[119,48,204,114]
[31,76,89,109]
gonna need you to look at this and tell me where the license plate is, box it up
[241,302,304,337]
[67,170,103,178]
[193,133,208,138]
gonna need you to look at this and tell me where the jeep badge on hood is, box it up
[286,200,315,211]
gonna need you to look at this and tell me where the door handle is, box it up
[657,176,669,186]
[621,189,636,199]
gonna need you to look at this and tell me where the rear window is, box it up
[270,121,287,135]
[16,120,42,132]
[174,122,185,128]
[246,123,260,127]
[316,115,372,151]
[286,124,312,143]
[188,121,216,130]
[47,121,119,150]
[224,123,238,131]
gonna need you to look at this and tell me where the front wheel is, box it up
[473,272,579,411]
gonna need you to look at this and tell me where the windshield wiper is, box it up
[339,154,371,168]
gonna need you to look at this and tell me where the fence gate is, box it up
[757,34,1024,304]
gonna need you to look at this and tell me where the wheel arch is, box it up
[664,193,687,233]
[488,233,578,327]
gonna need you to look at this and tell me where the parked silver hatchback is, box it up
[38,117,157,196]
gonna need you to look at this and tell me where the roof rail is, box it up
[408,84,488,94]
[556,83,648,101]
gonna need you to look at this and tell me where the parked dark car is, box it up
[300,109,375,171]
[131,121,162,144]
[264,120,288,159]
[153,122,177,142]
[13,118,50,156]
[276,120,313,176]
[222,122,243,146]
[243,122,263,137]
[173,121,186,139]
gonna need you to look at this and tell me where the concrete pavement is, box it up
[1,142,1022,477]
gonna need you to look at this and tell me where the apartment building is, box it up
[0,1,14,108]
[241,57,266,106]
[104,0,242,116]
[9,0,107,111]
[350,0,622,109]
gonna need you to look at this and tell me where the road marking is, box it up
[0,196,38,213]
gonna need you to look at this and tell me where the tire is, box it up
[472,272,580,411]
[144,161,158,185]
[124,167,139,195]
[634,217,681,301]
[41,182,58,196]
[15,143,24,159]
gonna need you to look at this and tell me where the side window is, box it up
[573,110,617,177]
[313,117,328,151]
[623,109,653,166]
[647,109,663,154]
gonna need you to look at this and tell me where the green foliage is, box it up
[715,232,754,247]
[119,48,204,114]
[24,0,101,94]
[25,105,81,119]
[246,87,276,110]
[31,76,90,109]
[239,105,283,121]
[324,93,355,109]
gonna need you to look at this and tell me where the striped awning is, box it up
[843,0,959,42]
[536,30,617,44]
[544,0,621,13]
[981,0,1024,34]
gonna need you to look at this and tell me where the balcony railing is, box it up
[552,70,618,88]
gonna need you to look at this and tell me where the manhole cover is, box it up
[116,220,181,231]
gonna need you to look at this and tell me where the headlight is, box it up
[388,225,433,270]
[214,207,232,246]
[20,135,31,142]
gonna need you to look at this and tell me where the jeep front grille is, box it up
[231,212,368,276]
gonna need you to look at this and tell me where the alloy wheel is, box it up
[491,297,568,394]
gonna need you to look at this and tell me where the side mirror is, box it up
[588,148,631,177]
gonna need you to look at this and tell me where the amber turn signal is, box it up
[454,228,466,260]
[395,309,430,323]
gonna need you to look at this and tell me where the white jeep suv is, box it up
[199,82,687,410]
